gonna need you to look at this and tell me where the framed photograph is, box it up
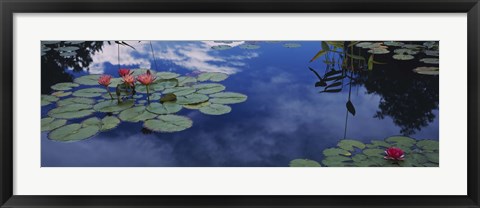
[1,0,479,207]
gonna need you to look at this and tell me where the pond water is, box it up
[41,41,439,167]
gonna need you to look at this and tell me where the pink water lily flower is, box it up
[118,68,132,77]
[384,147,405,161]
[98,75,112,87]
[122,74,135,87]
[137,70,157,86]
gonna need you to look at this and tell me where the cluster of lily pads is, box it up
[41,41,85,57]
[211,41,301,51]
[355,41,439,75]
[41,69,247,142]
[289,136,439,167]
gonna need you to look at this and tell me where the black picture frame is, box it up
[1,0,479,207]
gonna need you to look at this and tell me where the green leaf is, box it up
[101,116,121,131]
[48,104,94,119]
[194,83,226,94]
[362,148,385,157]
[72,88,106,97]
[51,91,72,97]
[209,92,247,104]
[337,139,366,151]
[57,97,96,106]
[177,76,197,86]
[49,123,99,142]
[424,152,439,163]
[368,54,374,70]
[413,67,439,75]
[321,41,330,51]
[416,140,439,151]
[367,48,390,54]
[385,136,416,146]
[383,41,405,47]
[355,42,373,48]
[199,104,231,115]
[322,148,351,157]
[156,72,180,79]
[289,159,321,167]
[367,140,391,148]
[240,44,260,49]
[211,45,232,50]
[146,102,183,115]
[394,48,418,55]
[41,117,67,131]
[160,93,177,103]
[130,69,157,76]
[346,53,365,61]
[154,79,178,89]
[118,106,158,122]
[74,74,102,85]
[93,100,135,113]
[51,82,79,91]
[41,95,59,106]
[309,49,327,63]
[163,87,195,96]
[346,100,356,116]
[197,72,229,82]
[322,156,353,167]
[176,93,209,105]
[183,101,211,110]
[143,115,193,132]
[393,54,414,60]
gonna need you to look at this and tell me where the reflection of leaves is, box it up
[309,49,327,62]
[346,100,356,116]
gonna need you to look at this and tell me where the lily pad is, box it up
[322,156,353,167]
[157,72,180,79]
[149,93,162,100]
[322,148,351,157]
[209,92,247,104]
[194,83,226,94]
[366,140,391,148]
[211,45,232,50]
[143,115,193,132]
[337,139,366,151]
[416,140,439,151]
[240,44,260,49]
[402,44,424,49]
[385,136,416,147]
[355,42,374,48]
[48,104,94,119]
[177,76,197,86]
[55,46,80,51]
[183,101,211,110]
[197,72,229,82]
[394,48,418,55]
[199,104,231,115]
[146,102,183,115]
[413,67,439,75]
[72,88,106,97]
[362,148,385,157]
[51,82,79,91]
[424,50,439,56]
[163,87,195,96]
[289,159,321,167]
[420,58,439,64]
[81,116,121,131]
[41,117,67,131]
[49,123,99,142]
[131,69,157,76]
[42,41,60,45]
[119,106,157,122]
[176,93,209,105]
[155,79,178,89]
[424,152,439,163]
[393,54,414,60]
[41,95,59,106]
[57,97,95,106]
[59,52,77,57]
[51,91,72,97]
[93,100,135,112]
[368,48,390,54]
[423,41,438,48]
[283,43,301,48]
[160,93,177,103]
[383,41,405,46]
[74,74,102,85]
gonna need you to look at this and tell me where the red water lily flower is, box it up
[122,74,135,87]
[137,70,157,86]
[98,75,112,87]
[118,68,131,77]
[384,147,405,161]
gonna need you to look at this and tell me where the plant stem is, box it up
[106,87,114,100]
[146,85,150,104]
